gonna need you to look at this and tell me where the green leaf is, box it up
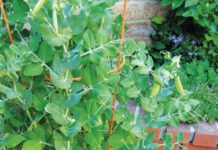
[53,131,68,150]
[144,130,155,145]
[161,0,172,6]
[145,143,159,149]
[135,66,152,75]
[120,78,133,88]
[66,11,87,35]
[26,125,45,141]
[38,41,54,63]
[45,103,72,125]
[39,24,72,46]
[108,134,124,149]
[22,89,32,110]
[23,63,43,76]
[152,15,165,24]
[175,132,184,142]
[86,128,103,147]
[172,0,184,9]
[64,92,83,108]
[63,54,80,69]
[0,100,5,114]
[95,29,109,46]
[6,134,24,148]
[0,83,12,94]
[52,54,65,74]
[162,133,173,143]
[126,87,139,98]
[22,140,42,150]
[50,70,72,89]
[28,35,40,52]
[83,29,95,50]
[185,0,199,7]
[60,124,81,139]
[33,95,47,111]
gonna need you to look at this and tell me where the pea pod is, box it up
[175,76,184,96]
[149,82,160,98]
[32,0,46,16]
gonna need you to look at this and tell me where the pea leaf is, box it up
[161,0,172,6]
[60,124,81,139]
[152,15,165,24]
[126,87,139,98]
[95,29,109,46]
[175,132,184,142]
[108,134,124,149]
[83,29,95,50]
[63,54,80,69]
[172,0,184,9]
[66,11,87,35]
[23,63,43,76]
[64,92,83,108]
[185,0,199,7]
[86,128,103,147]
[50,70,72,89]
[22,140,42,150]
[45,103,71,125]
[39,24,72,46]
[53,131,68,150]
[21,89,32,110]
[6,134,24,148]
[38,41,54,63]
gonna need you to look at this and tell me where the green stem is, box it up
[32,0,46,16]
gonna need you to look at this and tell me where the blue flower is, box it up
[168,35,176,40]
[179,54,182,57]
[191,40,196,45]
[148,80,152,86]
[195,52,198,56]
[188,52,193,56]
[177,34,183,42]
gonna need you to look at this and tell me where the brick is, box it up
[166,123,192,144]
[184,144,218,150]
[193,122,218,147]
[111,1,159,20]
[126,20,152,38]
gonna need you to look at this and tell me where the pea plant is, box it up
[0,0,198,149]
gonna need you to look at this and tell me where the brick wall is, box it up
[111,0,170,45]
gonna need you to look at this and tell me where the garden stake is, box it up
[0,0,26,87]
[109,0,127,149]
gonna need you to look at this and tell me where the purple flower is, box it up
[179,54,182,57]
[168,35,176,40]
[195,52,198,56]
[188,52,193,56]
[148,80,152,86]
[173,39,179,43]
[177,34,183,42]
[0,134,2,138]
[191,40,196,45]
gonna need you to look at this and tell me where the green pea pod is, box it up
[149,82,160,98]
[175,76,184,96]
[32,0,46,16]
